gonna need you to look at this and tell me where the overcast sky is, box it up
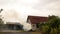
[0,0,60,23]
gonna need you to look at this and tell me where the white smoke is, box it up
[1,9,32,31]
[23,23,32,31]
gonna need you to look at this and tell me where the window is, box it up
[36,23,39,28]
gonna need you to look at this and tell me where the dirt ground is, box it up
[30,32,41,34]
[0,30,42,34]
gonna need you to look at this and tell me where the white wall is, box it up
[31,24,36,31]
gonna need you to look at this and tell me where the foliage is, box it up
[0,18,4,24]
[0,18,4,30]
[39,15,60,34]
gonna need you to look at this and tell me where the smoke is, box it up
[1,9,32,31]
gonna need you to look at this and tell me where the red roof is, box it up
[27,15,48,24]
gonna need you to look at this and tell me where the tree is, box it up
[0,9,4,30]
[0,9,4,24]
[39,15,60,34]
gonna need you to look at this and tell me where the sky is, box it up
[0,0,60,23]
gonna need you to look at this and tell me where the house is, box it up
[5,22,23,30]
[27,15,48,31]
[0,22,23,30]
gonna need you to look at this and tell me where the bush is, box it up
[39,15,60,34]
